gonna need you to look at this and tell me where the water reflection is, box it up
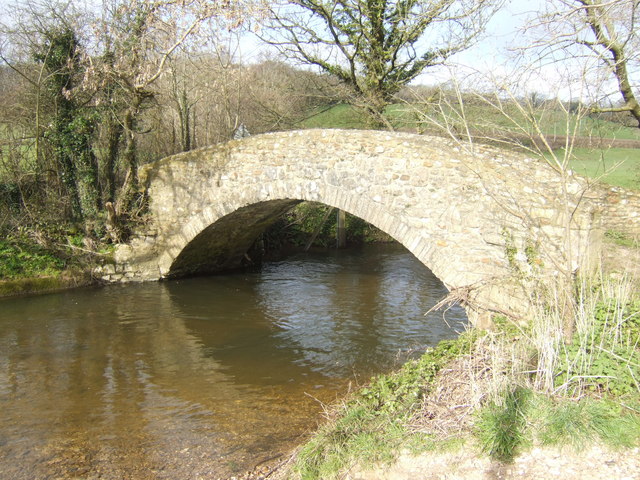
[0,243,466,479]
[257,246,464,377]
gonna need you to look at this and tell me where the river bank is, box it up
[254,241,640,480]
[341,445,640,480]
[0,269,96,297]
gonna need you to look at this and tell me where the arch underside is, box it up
[168,191,462,289]
[168,199,301,278]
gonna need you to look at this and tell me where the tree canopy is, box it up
[263,0,500,128]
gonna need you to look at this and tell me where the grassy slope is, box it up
[564,147,639,190]
[290,288,640,480]
[300,104,368,129]
[299,103,640,140]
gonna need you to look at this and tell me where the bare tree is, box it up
[88,0,261,217]
[260,0,500,129]
[0,0,262,237]
[527,0,640,128]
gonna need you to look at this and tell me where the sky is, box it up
[0,0,626,101]
[232,0,566,95]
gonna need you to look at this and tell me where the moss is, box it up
[0,269,94,297]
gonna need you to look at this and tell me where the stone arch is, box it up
[107,129,600,325]
[166,192,435,283]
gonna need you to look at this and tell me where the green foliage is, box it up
[475,388,532,462]
[555,299,640,396]
[0,239,66,280]
[268,0,485,127]
[269,202,388,249]
[503,234,518,270]
[359,336,475,415]
[293,333,477,479]
[34,24,101,227]
[524,240,541,268]
[500,229,543,281]
[605,230,639,248]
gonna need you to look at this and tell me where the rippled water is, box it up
[0,243,466,479]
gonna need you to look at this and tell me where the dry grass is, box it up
[409,342,493,438]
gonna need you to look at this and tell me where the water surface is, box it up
[0,243,466,479]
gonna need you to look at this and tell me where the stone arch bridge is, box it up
[100,129,638,325]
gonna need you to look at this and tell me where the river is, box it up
[0,243,466,479]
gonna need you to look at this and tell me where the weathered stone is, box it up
[107,129,637,323]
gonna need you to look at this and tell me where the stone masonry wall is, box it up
[589,186,640,239]
[100,129,608,325]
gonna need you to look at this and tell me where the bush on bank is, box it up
[0,229,107,296]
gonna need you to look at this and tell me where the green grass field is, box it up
[300,104,369,129]
[563,148,639,190]
[299,103,640,142]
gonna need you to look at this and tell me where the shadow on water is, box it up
[0,243,466,479]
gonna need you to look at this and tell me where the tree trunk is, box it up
[179,88,191,152]
[336,209,347,248]
[76,147,101,230]
[119,94,143,215]
[53,109,83,221]
[104,114,123,204]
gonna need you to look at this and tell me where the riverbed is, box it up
[0,243,466,479]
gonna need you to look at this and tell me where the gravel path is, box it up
[344,445,640,480]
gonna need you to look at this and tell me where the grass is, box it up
[297,102,640,142]
[289,274,640,478]
[561,148,640,190]
[299,104,369,129]
[475,391,640,463]
[422,103,640,141]
[474,387,532,462]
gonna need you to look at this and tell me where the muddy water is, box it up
[0,244,466,479]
